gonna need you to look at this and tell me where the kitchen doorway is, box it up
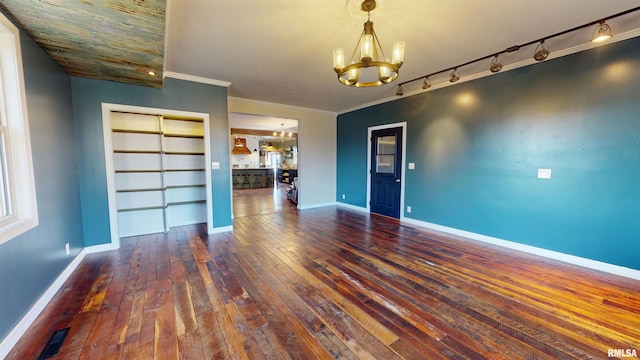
[229,113,299,218]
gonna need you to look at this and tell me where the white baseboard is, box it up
[336,202,369,213]
[298,201,338,210]
[401,217,640,281]
[0,249,87,359]
[85,242,120,254]
[209,225,233,234]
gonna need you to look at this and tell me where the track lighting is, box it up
[591,21,612,43]
[533,40,550,61]
[490,55,503,73]
[449,68,460,83]
[422,77,431,90]
[393,6,638,95]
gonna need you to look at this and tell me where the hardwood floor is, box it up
[7,206,640,359]
[233,183,296,218]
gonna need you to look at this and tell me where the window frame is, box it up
[0,13,38,244]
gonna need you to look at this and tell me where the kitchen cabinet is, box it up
[277,168,297,184]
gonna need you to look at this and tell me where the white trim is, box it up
[366,122,407,218]
[209,225,233,234]
[85,242,120,254]
[101,103,215,242]
[202,111,214,234]
[339,28,640,114]
[298,201,338,210]
[228,97,338,116]
[101,104,121,249]
[163,71,231,87]
[336,202,368,213]
[0,12,38,244]
[400,217,640,281]
[0,249,87,359]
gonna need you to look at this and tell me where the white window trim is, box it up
[0,13,38,244]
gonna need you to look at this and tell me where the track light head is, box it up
[422,77,431,90]
[591,21,612,43]
[449,68,460,83]
[396,84,404,96]
[490,55,503,73]
[533,40,550,61]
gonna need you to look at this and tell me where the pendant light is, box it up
[332,0,405,87]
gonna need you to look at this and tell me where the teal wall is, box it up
[71,77,232,246]
[0,30,232,341]
[337,37,640,270]
[0,28,84,340]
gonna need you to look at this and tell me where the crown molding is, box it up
[163,71,231,87]
[228,96,338,115]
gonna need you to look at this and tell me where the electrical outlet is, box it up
[407,206,412,213]
[342,194,346,200]
[65,243,70,256]
[538,168,552,179]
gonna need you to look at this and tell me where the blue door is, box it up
[370,127,402,218]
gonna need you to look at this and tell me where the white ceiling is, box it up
[165,1,640,115]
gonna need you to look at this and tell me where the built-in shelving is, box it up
[110,111,207,237]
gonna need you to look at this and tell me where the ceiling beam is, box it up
[230,128,298,138]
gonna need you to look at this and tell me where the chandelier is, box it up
[332,0,405,87]
[273,123,292,142]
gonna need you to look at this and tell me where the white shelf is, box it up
[111,111,207,237]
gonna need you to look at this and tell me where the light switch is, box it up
[408,162,415,170]
[211,161,220,170]
[537,168,551,179]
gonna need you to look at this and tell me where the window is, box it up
[375,135,396,174]
[0,13,38,244]
[0,120,10,218]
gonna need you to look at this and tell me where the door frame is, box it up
[366,122,407,218]
[101,103,213,249]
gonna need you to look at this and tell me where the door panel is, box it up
[370,127,402,218]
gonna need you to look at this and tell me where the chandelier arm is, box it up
[336,61,400,87]
[372,31,387,61]
[347,28,367,65]
[340,61,400,73]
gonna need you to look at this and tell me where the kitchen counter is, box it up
[232,168,275,189]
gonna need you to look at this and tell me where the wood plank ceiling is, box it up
[0,0,165,88]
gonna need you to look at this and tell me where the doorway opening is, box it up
[367,122,406,219]
[229,113,299,218]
